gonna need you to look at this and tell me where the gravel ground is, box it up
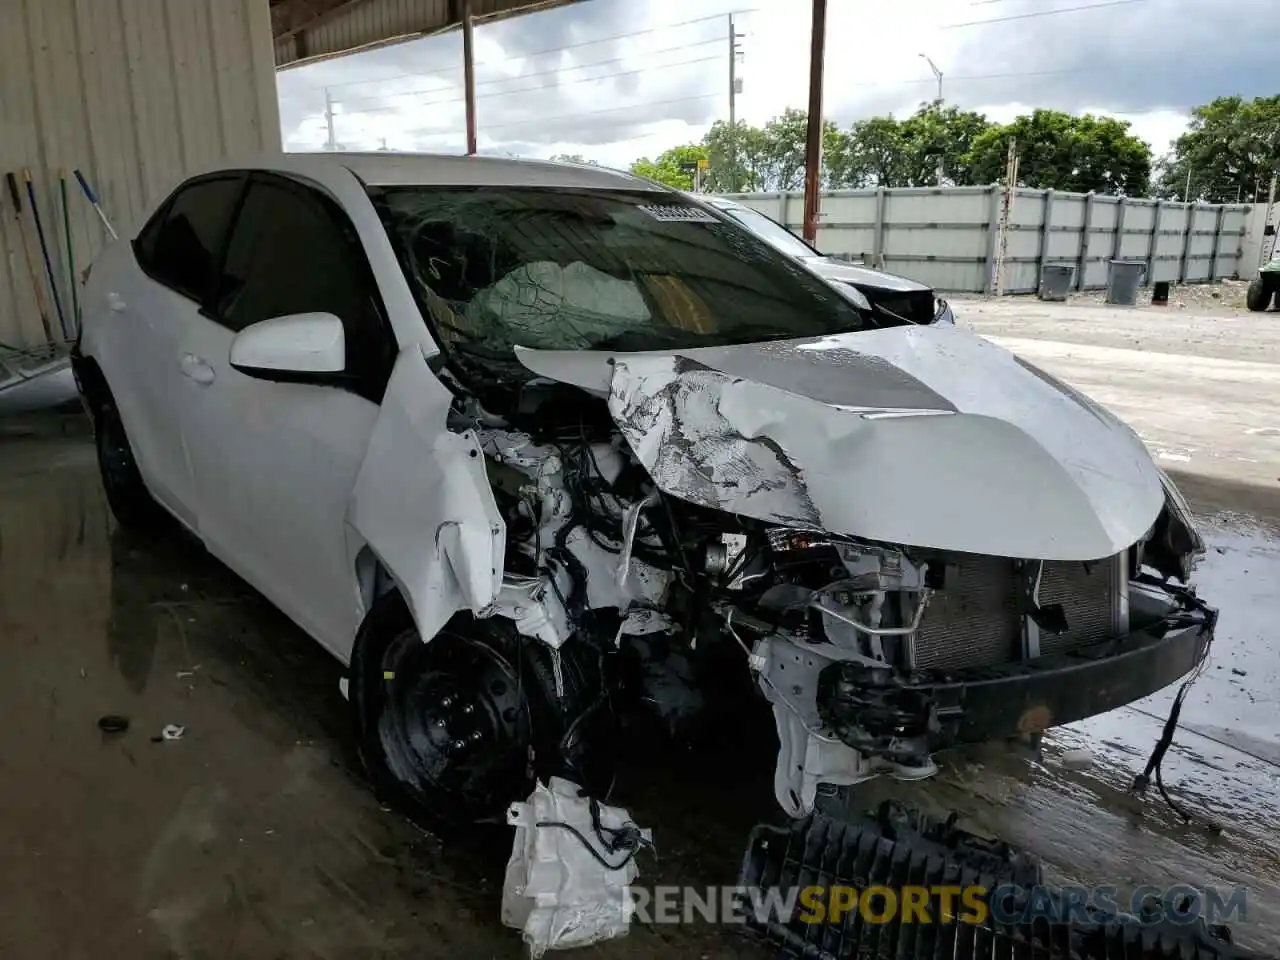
[1067,279,1256,313]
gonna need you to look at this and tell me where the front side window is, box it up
[723,206,818,260]
[371,187,869,371]
[216,177,391,393]
[141,176,243,301]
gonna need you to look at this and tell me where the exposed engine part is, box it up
[740,803,1258,960]
[453,397,1213,824]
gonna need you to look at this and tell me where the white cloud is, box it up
[273,0,1270,169]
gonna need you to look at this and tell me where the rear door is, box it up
[179,173,396,654]
[100,174,245,526]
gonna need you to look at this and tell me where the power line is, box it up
[317,12,736,92]
[338,55,720,115]
[942,0,1148,29]
[845,68,1078,89]
[332,37,722,108]
[405,92,720,137]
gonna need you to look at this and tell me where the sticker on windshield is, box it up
[636,204,719,223]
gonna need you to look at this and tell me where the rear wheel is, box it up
[1246,276,1271,311]
[95,400,166,532]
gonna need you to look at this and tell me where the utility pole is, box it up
[324,88,337,151]
[1184,167,1192,201]
[728,15,744,192]
[919,53,944,184]
[802,0,827,245]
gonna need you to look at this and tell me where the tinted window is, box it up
[724,206,817,260]
[144,177,243,300]
[216,178,391,391]
[372,187,869,371]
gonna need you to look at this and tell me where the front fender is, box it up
[345,344,504,646]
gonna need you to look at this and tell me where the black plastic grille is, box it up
[740,810,1266,960]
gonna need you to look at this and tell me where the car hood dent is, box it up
[515,325,1165,560]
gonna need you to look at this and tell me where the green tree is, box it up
[1155,96,1280,202]
[629,143,709,190]
[754,108,848,191]
[964,109,1151,195]
[835,116,908,187]
[898,104,993,186]
[702,119,770,192]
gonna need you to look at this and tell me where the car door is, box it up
[179,173,396,656]
[100,174,245,527]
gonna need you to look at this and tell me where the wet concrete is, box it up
[1,395,1278,956]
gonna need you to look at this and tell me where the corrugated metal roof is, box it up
[273,0,587,68]
[0,0,280,346]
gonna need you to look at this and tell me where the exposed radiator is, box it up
[913,552,1124,671]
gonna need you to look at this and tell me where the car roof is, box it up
[200,151,667,192]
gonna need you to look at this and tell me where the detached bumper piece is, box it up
[740,805,1264,960]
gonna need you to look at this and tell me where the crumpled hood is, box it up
[515,325,1165,560]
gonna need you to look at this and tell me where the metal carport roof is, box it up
[270,0,586,69]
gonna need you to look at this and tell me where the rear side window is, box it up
[138,176,243,301]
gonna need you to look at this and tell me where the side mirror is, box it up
[230,312,345,380]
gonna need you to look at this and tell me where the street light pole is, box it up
[919,52,943,104]
[918,53,945,184]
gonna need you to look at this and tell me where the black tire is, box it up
[95,401,166,533]
[350,593,534,828]
[1246,277,1271,312]
[350,591,615,829]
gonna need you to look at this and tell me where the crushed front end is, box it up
[715,476,1212,816]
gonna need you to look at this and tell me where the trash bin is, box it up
[1038,264,1075,301]
[1106,260,1146,306]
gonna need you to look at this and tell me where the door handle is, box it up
[106,292,126,312]
[180,353,216,385]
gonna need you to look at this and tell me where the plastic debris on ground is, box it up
[501,777,652,957]
[160,724,185,741]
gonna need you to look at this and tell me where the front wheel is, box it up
[1246,277,1271,311]
[351,596,535,827]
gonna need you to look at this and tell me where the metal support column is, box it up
[1147,198,1164,286]
[801,0,827,245]
[1076,191,1095,291]
[1036,188,1055,284]
[462,0,477,155]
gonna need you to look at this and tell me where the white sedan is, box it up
[73,153,1212,826]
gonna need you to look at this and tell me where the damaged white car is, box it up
[74,154,1213,825]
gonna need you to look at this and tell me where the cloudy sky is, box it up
[275,0,1275,169]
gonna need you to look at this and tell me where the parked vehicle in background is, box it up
[1246,242,1280,311]
[73,153,1211,832]
[696,194,955,326]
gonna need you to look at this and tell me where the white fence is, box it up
[722,187,1254,294]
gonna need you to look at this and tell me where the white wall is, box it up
[0,0,281,346]
[724,187,1255,294]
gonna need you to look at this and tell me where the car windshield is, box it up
[371,186,869,364]
[721,205,819,260]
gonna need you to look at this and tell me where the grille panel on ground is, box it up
[913,552,1123,671]
[740,810,1262,960]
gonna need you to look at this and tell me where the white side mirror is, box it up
[230,312,345,376]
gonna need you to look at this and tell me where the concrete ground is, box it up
[2,298,1278,958]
